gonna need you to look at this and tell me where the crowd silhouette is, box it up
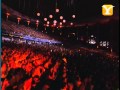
[1,41,119,90]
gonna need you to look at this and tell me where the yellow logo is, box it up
[102,5,114,16]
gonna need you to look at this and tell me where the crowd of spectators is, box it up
[1,41,119,90]
[2,20,57,41]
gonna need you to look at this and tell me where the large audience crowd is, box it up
[2,20,56,41]
[1,41,119,90]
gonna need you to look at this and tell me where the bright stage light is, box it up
[46,24,49,27]
[44,18,47,21]
[60,16,63,20]
[53,20,57,24]
[54,23,57,26]
[37,13,40,16]
[60,22,62,25]
[72,15,76,18]
[63,20,66,23]
[6,12,10,19]
[36,20,39,23]
[49,15,53,18]
[27,20,31,26]
[70,22,73,26]
[47,21,50,25]
[17,17,21,24]
[56,8,60,13]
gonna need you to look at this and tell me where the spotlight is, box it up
[6,12,10,16]
[56,8,60,13]
[37,13,40,16]
[60,16,63,20]
[53,20,57,24]
[63,20,66,23]
[36,20,39,23]
[17,17,21,20]
[44,18,47,21]
[17,17,21,24]
[54,23,57,26]
[49,15,53,19]
[36,20,39,28]
[46,24,49,27]
[47,21,50,25]
[59,26,63,28]
[91,35,94,37]
[6,12,10,19]
[70,22,74,26]
[72,15,76,18]
[60,22,62,25]
[27,20,31,26]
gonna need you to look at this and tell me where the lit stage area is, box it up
[1,0,119,90]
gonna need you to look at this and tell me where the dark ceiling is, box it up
[2,0,119,23]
